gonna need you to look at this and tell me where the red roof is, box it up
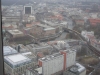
[49,14,63,20]
[26,24,32,27]
[86,34,95,39]
[89,19,100,26]
[32,22,40,25]
[2,25,13,29]
[37,52,44,58]
[87,34,97,44]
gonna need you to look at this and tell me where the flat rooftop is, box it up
[69,63,86,73]
[28,67,42,75]
[8,54,27,62]
[39,53,63,61]
[7,29,23,35]
[4,54,31,68]
[36,24,51,28]
[76,63,86,73]
[35,67,42,74]
[3,46,18,56]
[44,27,55,31]
[64,63,86,74]
[62,49,76,53]
[43,20,59,26]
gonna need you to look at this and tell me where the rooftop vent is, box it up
[13,30,20,33]
[70,65,78,73]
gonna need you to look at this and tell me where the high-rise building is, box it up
[38,53,64,75]
[24,6,32,14]
[60,49,76,70]
[37,49,76,75]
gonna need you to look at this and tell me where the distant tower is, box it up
[24,6,32,14]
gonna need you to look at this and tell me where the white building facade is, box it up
[4,54,35,75]
[39,53,64,75]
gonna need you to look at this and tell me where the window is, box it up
[2,0,100,75]
[0,6,4,75]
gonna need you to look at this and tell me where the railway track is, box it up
[64,28,100,56]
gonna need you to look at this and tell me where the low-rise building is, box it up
[88,13,100,26]
[3,46,18,56]
[88,18,100,26]
[2,23,18,30]
[2,11,21,22]
[15,44,30,53]
[63,63,86,75]
[43,27,56,36]
[74,19,85,25]
[33,45,53,55]
[81,31,100,51]
[21,52,37,61]
[26,67,42,75]
[81,30,94,41]
[43,20,67,33]
[37,52,44,59]
[28,15,35,21]
[26,43,53,55]
[4,54,35,75]
[47,40,81,51]
[7,29,24,38]
[71,15,85,25]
